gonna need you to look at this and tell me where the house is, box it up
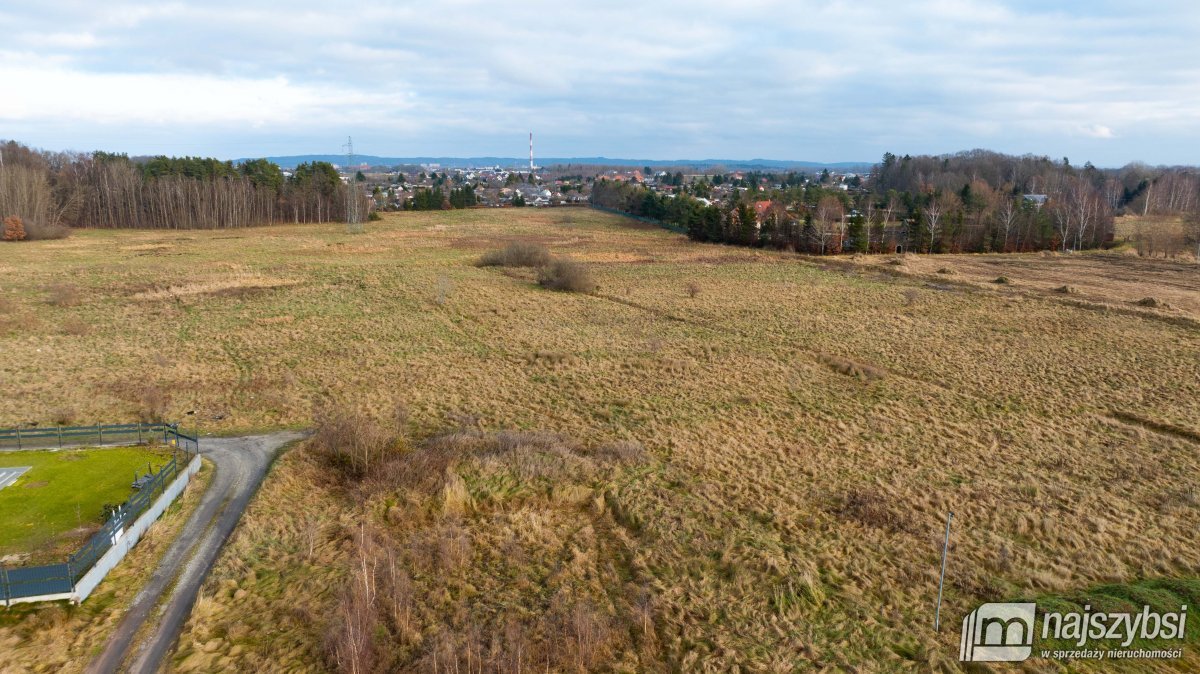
[1023,194,1048,207]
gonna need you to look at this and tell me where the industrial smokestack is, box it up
[529,132,534,173]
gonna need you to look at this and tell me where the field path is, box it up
[85,431,306,674]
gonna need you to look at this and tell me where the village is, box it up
[339,161,867,214]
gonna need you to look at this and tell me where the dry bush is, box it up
[538,258,595,293]
[0,312,38,335]
[1135,296,1170,309]
[432,274,453,306]
[476,242,552,267]
[325,552,379,674]
[310,405,403,481]
[2,215,25,241]
[819,354,886,382]
[685,281,701,298]
[526,350,578,367]
[592,440,648,465]
[137,384,171,423]
[25,220,70,240]
[550,597,617,672]
[833,488,912,533]
[45,283,81,307]
[50,407,77,426]
[60,316,90,336]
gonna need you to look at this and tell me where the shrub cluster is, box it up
[478,242,596,293]
[537,258,595,293]
[476,242,552,268]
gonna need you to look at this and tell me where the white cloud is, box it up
[1079,124,1115,139]
[2,0,1198,164]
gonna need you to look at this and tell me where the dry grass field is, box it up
[2,208,1198,671]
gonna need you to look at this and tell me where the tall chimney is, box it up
[529,132,534,173]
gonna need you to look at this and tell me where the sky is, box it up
[2,1,1198,166]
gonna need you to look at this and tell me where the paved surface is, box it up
[0,466,31,490]
[85,431,306,674]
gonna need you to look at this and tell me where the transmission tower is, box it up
[344,136,363,233]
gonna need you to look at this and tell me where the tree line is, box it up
[0,140,370,233]
[591,149,1200,254]
[403,185,478,210]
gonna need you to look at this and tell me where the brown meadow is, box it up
[0,208,1197,671]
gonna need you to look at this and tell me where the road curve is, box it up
[86,431,307,674]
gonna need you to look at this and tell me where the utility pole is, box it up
[344,136,362,233]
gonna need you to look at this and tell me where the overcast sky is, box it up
[3,1,1198,165]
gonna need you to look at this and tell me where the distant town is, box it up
[340,162,866,211]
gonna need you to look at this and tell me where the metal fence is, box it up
[0,422,198,453]
[0,423,198,603]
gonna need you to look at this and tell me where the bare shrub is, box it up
[45,283,81,307]
[377,433,466,494]
[538,258,595,293]
[325,555,379,674]
[310,406,401,481]
[50,407,77,426]
[592,440,648,465]
[819,354,886,381]
[548,598,616,671]
[1135,296,1170,309]
[137,384,171,423]
[833,488,912,533]
[2,215,25,241]
[433,274,453,306]
[60,316,90,336]
[435,522,473,571]
[25,220,70,241]
[685,281,701,298]
[477,242,552,267]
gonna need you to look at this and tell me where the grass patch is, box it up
[0,446,173,559]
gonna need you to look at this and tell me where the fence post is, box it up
[58,425,62,449]
[935,511,954,632]
[15,427,20,451]
[138,423,142,445]
[98,424,103,445]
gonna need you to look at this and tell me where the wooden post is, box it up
[98,424,103,445]
[15,428,20,451]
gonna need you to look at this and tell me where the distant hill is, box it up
[244,154,871,171]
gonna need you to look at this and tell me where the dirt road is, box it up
[85,431,306,674]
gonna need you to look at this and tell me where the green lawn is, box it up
[0,446,173,560]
